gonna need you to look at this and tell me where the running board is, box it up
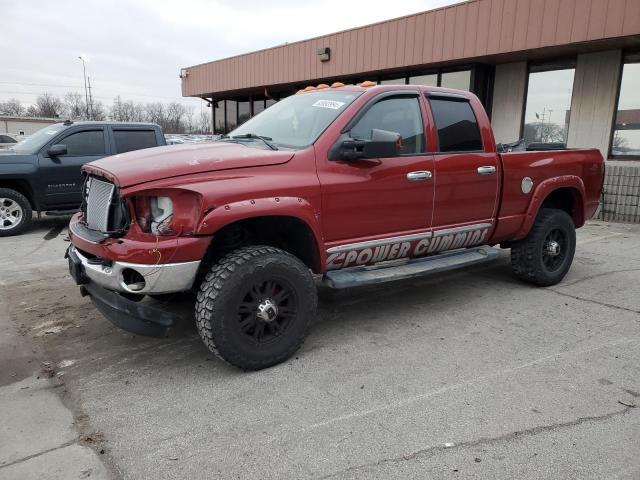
[45,209,78,216]
[323,246,499,289]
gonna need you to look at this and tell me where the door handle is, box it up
[477,166,496,175]
[406,171,432,181]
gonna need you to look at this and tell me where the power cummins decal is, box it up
[326,225,490,270]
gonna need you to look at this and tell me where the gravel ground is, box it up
[1,217,639,479]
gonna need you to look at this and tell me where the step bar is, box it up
[323,246,499,289]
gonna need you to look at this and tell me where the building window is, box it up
[238,101,251,125]
[214,101,225,135]
[409,74,438,87]
[440,70,471,91]
[611,53,640,159]
[265,98,277,109]
[253,98,265,116]
[522,62,576,146]
[379,76,407,85]
[408,69,471,90]
[226,100,238,132]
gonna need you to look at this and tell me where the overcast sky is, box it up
[1,0,457,113]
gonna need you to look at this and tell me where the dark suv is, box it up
[0,121,165,236]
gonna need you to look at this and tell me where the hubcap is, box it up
[542,228,567,272]
[256,298,278,322]
[544,239,561,257]
[0,198,23,230]
[237,279,297,343]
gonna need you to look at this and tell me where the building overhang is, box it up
[181,0,640,100]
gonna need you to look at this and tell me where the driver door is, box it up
[317,92,434,268]
[37,127,110,208]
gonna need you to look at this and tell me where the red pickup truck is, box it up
[66,83,604,370]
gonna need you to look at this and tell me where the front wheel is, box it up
[195,245,317,370]
[0,188,32,237]
[510,208,576,286]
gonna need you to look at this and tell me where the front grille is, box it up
[84,176,115,232]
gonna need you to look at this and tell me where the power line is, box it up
[0,81,195,101]
[0,81,84,88]
[0,89,199,103]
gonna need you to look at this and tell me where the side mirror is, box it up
[331,129,402,161]
[47,144,67,157]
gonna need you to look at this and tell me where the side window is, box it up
[113,129,158,154]
[60,130,105,156]
[350,96,425,155]
[429,98,483,152]
[0,135,15,143]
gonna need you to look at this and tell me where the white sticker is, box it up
[312,99,345,110]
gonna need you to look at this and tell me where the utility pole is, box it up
[78,56,89,119]
[87,76,94,120]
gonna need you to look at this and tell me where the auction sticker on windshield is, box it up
[312,100,345,109]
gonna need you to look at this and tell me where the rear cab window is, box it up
[113,129,158,154]
[427,95,483,152]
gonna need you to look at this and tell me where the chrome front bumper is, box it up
[69,245,200,295]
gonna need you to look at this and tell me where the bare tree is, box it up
[523,122,566,144]
[145,102,166,128]
[183,106,195,133]
[611,131,629,154]
[110,96,145,122]
[165,102,188,133]
[31,93,64,118]
[0,98,25,116]
[92,101,107,121]
[63,92,86,120]
[196,110,212,134]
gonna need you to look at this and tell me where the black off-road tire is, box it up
[0,188,32,237]
[195,245,317,370]
[510,208,576,286]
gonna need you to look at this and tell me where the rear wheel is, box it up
[0,188,32,237]
[510,208,576,286]
[195,245,317,370]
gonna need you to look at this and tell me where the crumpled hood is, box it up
[83,142,295,187]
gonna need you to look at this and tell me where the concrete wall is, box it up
[598,160,640,223]
[0,119,56,135]
[490,62,527,144]
[567,50,622,158]
[564,49,640,224]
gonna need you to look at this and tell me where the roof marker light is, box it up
[330,82,345,88]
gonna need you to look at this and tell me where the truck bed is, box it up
[492,148,604,243]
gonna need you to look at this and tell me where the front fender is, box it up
[195,196,326,269]
[515,175,585,240]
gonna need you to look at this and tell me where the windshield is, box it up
[11,123,66,154]
[227,90,361,149]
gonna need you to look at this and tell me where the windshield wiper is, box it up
[223,133,278,151]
